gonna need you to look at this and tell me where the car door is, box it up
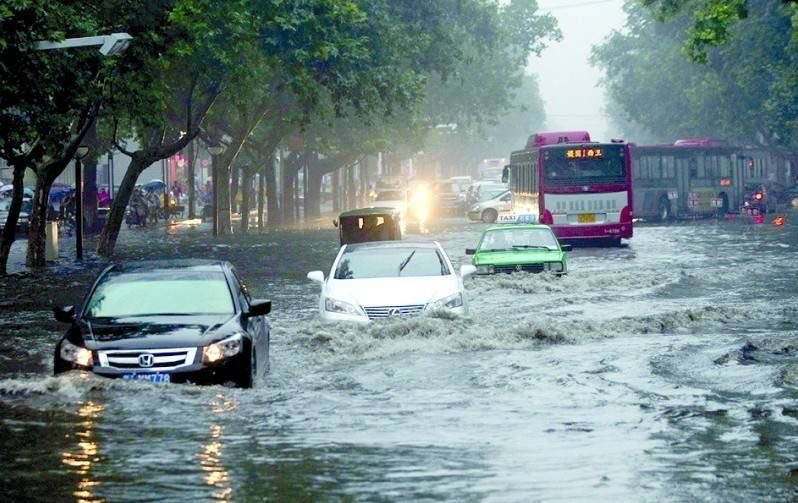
[231,269,266,374]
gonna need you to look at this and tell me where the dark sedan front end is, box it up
[53,260,270,388]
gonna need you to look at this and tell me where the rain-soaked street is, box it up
[1,215,797,501]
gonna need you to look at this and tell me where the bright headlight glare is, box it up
[60,339,93,367]
[325,298,362,316]
[203,333,243,363]
[430,292,463,310]
[476,264,494,274]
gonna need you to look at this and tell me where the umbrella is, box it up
[144,180,166,192]
[0,184,35,197]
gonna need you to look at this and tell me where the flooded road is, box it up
[1,215,797,501]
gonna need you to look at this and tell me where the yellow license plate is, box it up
[577,213,596,223]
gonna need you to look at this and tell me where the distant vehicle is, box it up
[467,189,513,223]
[466,219,570,275]
[506,130,633,245]
[335,207,402,245]
[53,260,271,388]
[0,196,32,233]
[631,139,789,220]
[307,241,476,323]
[465,181,508,209]
[373,189,408,214]
[429,179,461,217]
[477,158,507,182]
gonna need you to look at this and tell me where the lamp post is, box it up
[74,145,90,260]
[207,144,227,236]
[35,33,132,56]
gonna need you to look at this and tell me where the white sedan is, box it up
[307,241,476,323]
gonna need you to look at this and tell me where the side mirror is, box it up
[307,270,325,283]
[460,265,477,278]
[54,305,75,323]
[501,166,509,183]
[465,248,476,255]
[247,299,271,317]
[560,243,572,252]
[332,219,339,228]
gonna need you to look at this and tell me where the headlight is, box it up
[325,297,363,316]
[545,262,564,272]
[476,264,494,274]
[60,339,93,367]
[429,292,463,310]
[470,205,481,212]
[203,333,243,364]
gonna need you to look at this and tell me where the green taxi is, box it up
[465,223,571,275]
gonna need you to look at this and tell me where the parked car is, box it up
[0,196,32,233]
[307,240,476,323]
[53,260,271,388]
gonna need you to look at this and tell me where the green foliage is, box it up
[594,0,797,150]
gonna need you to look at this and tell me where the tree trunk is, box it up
[282,163,296,226]
[187,140,196,219]
[332,169,340,212]
[258,165,266,231]
[305,168,323,218]
[230,165,240,215]
[240,169,253,234]
[217,163,233,235]
[26,171,56,268]
[97,155,150,256]
[266,160,280,227]
[0,165,27,275]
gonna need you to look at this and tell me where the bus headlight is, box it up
[476,265,494,274]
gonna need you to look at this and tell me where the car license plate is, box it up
[121,373,171,384]
[577,213,596,223]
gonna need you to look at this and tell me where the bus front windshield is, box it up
[544,145,626,186]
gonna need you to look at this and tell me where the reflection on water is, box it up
[197,393,238,501]
[62,401,104,503]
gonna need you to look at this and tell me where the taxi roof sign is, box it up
[497,213,538,224]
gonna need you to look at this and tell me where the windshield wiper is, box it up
[512,245,551,250]
[398,250,416,275]
[483,248,510,252]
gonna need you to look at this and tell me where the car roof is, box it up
[344,240,440,251]
[339,207,401,218]
[110,259,230,273]
[484,224,553,232]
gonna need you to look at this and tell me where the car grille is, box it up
[363,304,426,320]
[495,264,545,274]
[97,347,198,371]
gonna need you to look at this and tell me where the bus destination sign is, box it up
[566,148,603,160]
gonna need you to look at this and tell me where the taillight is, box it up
[621,205,632,223]
[754,192,764,201]
[541,210,553,224]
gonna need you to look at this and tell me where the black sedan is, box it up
[53,260,271,388]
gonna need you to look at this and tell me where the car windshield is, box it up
[479,228,559,251]
[85,270,235,318]
[375,190,405,201]
[334,247,449,279]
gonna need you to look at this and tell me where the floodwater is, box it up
[1,214,797,501]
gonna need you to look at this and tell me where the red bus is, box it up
[504,131,634,244]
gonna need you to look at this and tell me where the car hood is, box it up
[473,249,564,265]
[326,276,460,307]
[80,314,237,350]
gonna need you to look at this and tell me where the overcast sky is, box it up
[531,0,627,142]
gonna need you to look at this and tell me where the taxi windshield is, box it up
[479,228,559,251]
[334,247,449,279]
[85,270,235,318]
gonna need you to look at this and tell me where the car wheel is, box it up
[234,346,256,389]
[481,209,498,223]
[657,196,671,222]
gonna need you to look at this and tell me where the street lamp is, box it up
[74,145,90,260]
[207,144,227,236]
[35,33,133,56]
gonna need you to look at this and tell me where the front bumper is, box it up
[467,210,483,221]
[55,351,247,386]
[319,305,467,322]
